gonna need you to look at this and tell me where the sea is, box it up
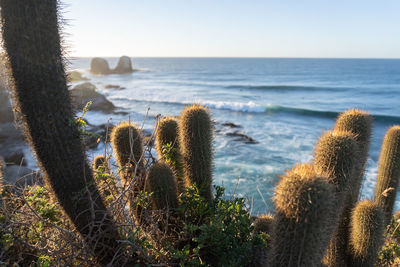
[68,57,400,215]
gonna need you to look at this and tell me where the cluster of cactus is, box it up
[259,109,400,267]
[2,1,400,266]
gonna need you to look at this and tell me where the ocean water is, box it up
[69,57,400,215]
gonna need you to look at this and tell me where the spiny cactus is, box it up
[0,1,131,265]
[145,162,178,210]
[179,104,213,200]
[92,154,107,171]
[348,200,385,267]
[314,130,359,197]
[110,121,144,184]
[270,163,336,267]
[314,131,359,267]
[374,125,400,223]
[334,108,372,201]
[253,214,274,234]
[155,117,185,193]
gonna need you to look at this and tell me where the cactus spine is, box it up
[0,1,130,265]
[270,163,335,267]
[179,105,213,200]
[145,162,178,210]
[374,126,400,223]
[348,200,385,267]
[155,117,185,193]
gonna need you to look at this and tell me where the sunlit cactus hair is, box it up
[270,163,336,267]
[348,200,385,267]
[179,104,213,200]
[374,125,400,223]
[145,162,178,210]
[110,121,144,183]
[155,116,185,193]
[334,108,372,201]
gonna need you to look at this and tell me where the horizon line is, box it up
[68,55,400,60]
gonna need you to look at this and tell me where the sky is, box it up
[63,0,400,58]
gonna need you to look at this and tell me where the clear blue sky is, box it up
[64,0,400,58]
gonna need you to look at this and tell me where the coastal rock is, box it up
[222,122,242,128]
[3,165,42,188]
[113,56,133,74]
[104,84,125,90]
[67,70,89,82]
[4,149,26,166]
[70,82,115,113]
[225,131,259,144]
[90,57,111,75]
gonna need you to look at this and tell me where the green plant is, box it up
[0,1,128,265]
[179,105,213,200]
[270,163,336,267]
[348,200,385,267]
[172,185,267,266]
[156,117,185,193]
[374,126,400,224]
[377,213,400,266]
[144,162,178,210]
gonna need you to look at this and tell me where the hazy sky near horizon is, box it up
[64,0,400,58]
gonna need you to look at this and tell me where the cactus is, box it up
[314,130,359,197]
[145,162,178,210]
[179,104,213,200]
[92,154,107,171]
[253,213,274,234]
[334,109,372,201]
[110,121,144,184]
[374,126,400,223]
[0,1,133,265]
[270,163,336,267]
[155,117,185,193]
[314,131,359,267]
[348,200,385,267]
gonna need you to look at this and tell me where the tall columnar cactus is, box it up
[155,117,185,193]
[179,105,213,200]
[314,130,359,267]
[270,163,336,267]
[110,121,144,185]
[253,213,274,234]
[374,126,400,223]
[348,200,385,267]
[334,109,372,201]
[0,1,131,265]
[145,162,178,210]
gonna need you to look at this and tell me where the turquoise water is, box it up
[69,57,400,215]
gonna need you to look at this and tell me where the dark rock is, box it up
[3,165,42,187]
[226,131,259,144]
[104,84,125,90]
[4,149,26,166]
[70,82,115,113]
[113,56,133,74]
[90,57,111,75]
[67,70,89,82]
[222,122,242,128]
